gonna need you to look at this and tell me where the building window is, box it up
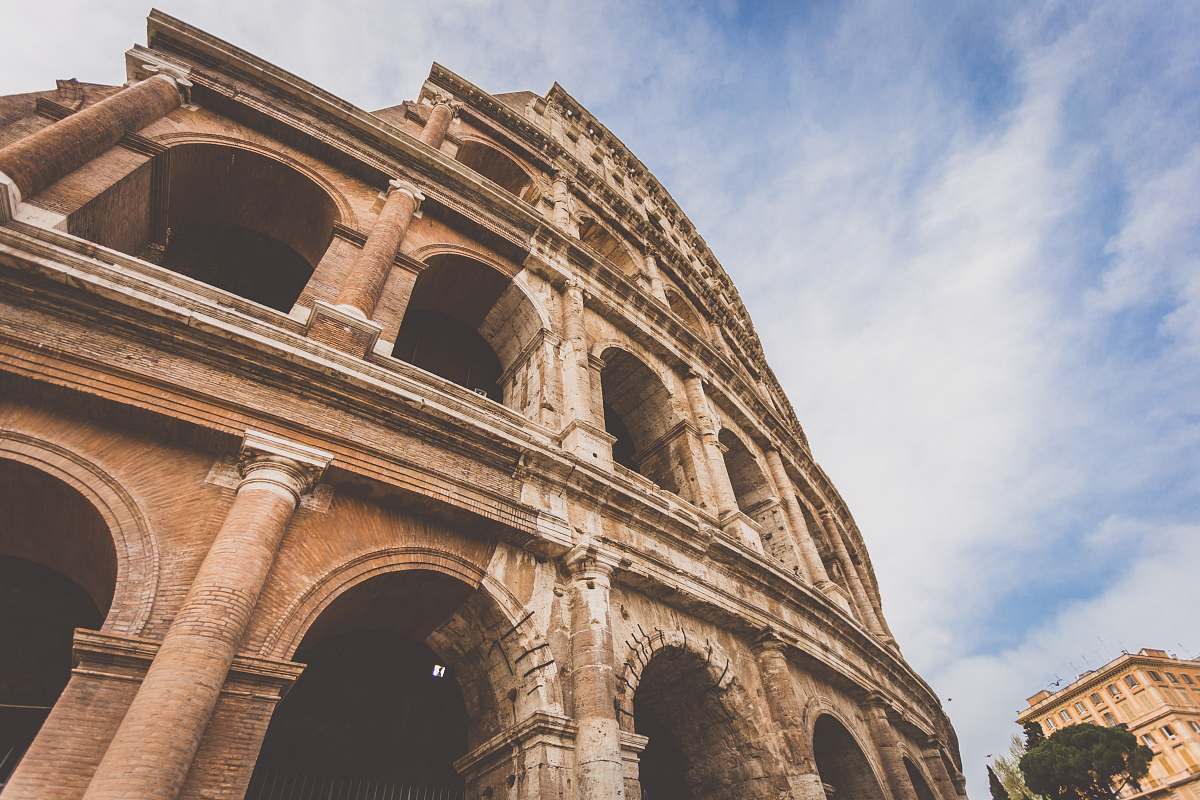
[1142,734,1156,748]
[1103,712,1117,726]
[1074,702,1087,715]
[1189,721,1200,734]
[1148,671,1164,682]
[1124,675,1139,689]
[1182,674,1195,685]
[1090,692,1104,706]
[1108,684,1122,698]
[1045,718,1057,732]
[1161,724,1177,739]
[1166,672,1180,684]
[1060,710,1071,723]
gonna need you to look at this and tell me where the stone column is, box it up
[638,250,667,302]
[564,543,625,800]
[682,369,739,520]
[921,739,961,800]
[83,431,331,800]
[419,95,459,149]
[753,632,828,800]
[551,170,578,236]
[0,71,186,219]
[334,179,423,320]
[561,278,594,424]
[763,448,830,587]
[865,694,919,800]
[819,507,885,636]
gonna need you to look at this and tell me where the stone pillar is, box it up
[333,179,423,321]
[682,369,739,520]
[639,250,667,302]
[83,431,331,800]
[819,507,885,636]
[419,95,458,149]
[0,72,186,215]
[561,278,593,425]
[753,632,829,800]
[922,739,961,800]
[551,170,578,236]
[865,694,919,800]
[763,448,830,587]
[564,543,625,800]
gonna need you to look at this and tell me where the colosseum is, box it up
[0,10,967,800]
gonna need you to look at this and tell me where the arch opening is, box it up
[454,141,537,203]
[632,646,778,800]
[71,143,338,313]
[812,714,887,800]
[598,347,680,494]
[666,288,706,334]
[0,459,116,785]
[905,756,937,800]
[578,217,638,275]
[393,254,544,414]
[718,429,774,516]
[248,570,475,798]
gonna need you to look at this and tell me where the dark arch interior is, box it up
[812,715,887,800]
[666,288,705,334]
[578,217,637,275]
[599,348,680,495]
[633,648,771,800]
[454,140,535,202]
[718,429,773,515]
[247,570,474,798]
[906,757,937,800]
[0,460,114,785]
[393,255,514,402]
[159,145,337,312]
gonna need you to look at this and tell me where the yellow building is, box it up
[1018,648,1200,800]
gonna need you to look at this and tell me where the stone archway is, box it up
[251,548,563,798]
[905,754,938,800]
[812,713,888,800]
[618,629,786,800]
[0,456,121,786]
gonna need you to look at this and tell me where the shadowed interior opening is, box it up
[812,714,888,800]
[0,459,114,785]
[454,140,536,202]
[248,570,474,798]
[599,347,680,495]
[906,756,937,800]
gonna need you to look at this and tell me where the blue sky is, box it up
[3,0,1197,795]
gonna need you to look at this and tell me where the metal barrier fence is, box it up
[244,768,463,800]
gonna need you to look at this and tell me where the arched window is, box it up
[599,347,681,494]
[718,429,774,515]
[905,756,938,800]
[71,143,338,313]
[666,288,707,334]
[813,715,888,800]
[393,254,544,415]
[0,459,116,785]
[454,140,538,203]
[578,217,638,275]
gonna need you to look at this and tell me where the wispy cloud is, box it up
[3,1,1197,796]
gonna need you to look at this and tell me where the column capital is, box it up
[684,365,710,383]
[563,540,619,580]
[863,689,893,712]
[238,430,332,502]
[753,627,792,655]
[387,177,424,203]
[140,62,193,103]
[818,504,838,523]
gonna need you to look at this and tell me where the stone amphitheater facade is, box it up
[0,10,966,800]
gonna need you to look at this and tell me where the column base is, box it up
[720,510,766,554]
[558,419,616,469]
[305,300,382,358]
[817,580,854,613]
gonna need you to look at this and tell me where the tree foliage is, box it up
[1020,723,1152,800]
[989,765,1009,800]
[995,734,1038,800]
